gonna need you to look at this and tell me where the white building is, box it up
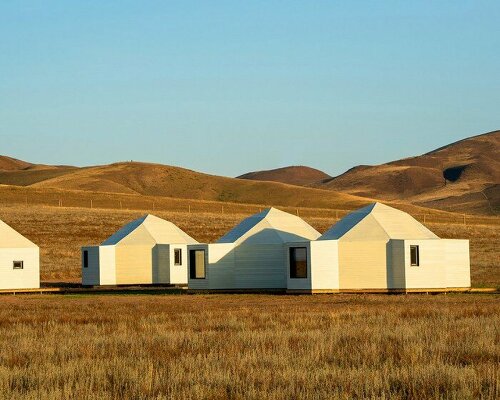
[287,203,471,293]
[188,207,321,291]
[0,219,39,290]
[82,214,198,286]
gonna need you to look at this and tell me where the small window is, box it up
[410,245,420,266]
[190,249,206,279]
[13,261,24,270]
[174,249,182,266]
[83,250,89,268]
[290,247,308,279]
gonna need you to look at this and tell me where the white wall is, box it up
[169,244,189,285]
[82,246,116,286]
[99,246,116,285]
[311,240,339,291]
[444,239,470,288]
[207,243,234,289]
[233,244,287,289]
[0,247,39,290]
[402,240,447,289]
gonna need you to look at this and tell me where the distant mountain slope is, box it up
[27,162,371,210]
[314,130,500,215]
[0,155,33,170]
[237,166,331,186]
[0,155,78,186]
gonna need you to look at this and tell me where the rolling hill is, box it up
[0,159,373,210]
[313,130,499,214]
[237,166,331,186]
[0,155,78,186]
[237,131,499,215]
[2,130,498,214]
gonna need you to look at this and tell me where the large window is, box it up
[290,247,308,279]
[190,249,206,279]
[174,249,182,266]
[13,261,24,270]
[83,251,89,268]
[410,245,420,266]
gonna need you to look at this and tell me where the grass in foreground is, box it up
[0,294,498,399]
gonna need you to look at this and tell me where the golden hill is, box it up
[312,130,499,215]
[18,162,370,210]
[237,166,331,186]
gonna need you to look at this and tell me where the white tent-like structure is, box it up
[82,214,198,286]
[0,220,39,290]
[188,207,321,290]
[286,203,470,293]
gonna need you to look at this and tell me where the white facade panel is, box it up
[0,248,39,290]
[310,240,339,290]
[98,246,116,285]
[169,244,189,285]
[207,243,235,289]
[403,240,447,289]
[444,239,470,288]
[233,244,286,289]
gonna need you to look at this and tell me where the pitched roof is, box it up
[217,207,320,244]
[320,202,439,241]
[102,214,198,246]
[0,220,37,248]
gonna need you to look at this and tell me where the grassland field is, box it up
[0,293,498,399]
[0,192,498,399]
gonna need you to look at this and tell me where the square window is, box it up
[410,245,420,266]
[13,261,24,270]
[174,249,182,266]
[290,247,308,279]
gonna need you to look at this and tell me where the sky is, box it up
[1,1,499,177]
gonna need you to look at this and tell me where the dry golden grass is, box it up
[0,202,498,287]
[0,294,498,399]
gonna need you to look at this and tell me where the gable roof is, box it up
[102,214,198,246]
[0,220,38,248]
[320,203,439,241]
[217,207,320,244]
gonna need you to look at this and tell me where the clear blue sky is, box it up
[1,1,499,177]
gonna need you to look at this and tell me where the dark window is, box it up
[13,261,24,270]
[190,249,206,279]
[174,249,182,265]
[410,245,420,266]
[290,247,308,279]
[83,251,89,268]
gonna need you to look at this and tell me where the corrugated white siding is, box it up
[444,239,470,288]
[233,244,286,289]
[207,243,234,289]
[0,248,39,290]
[169,244,188,285]
[152,244,170,284]
[98,246,116,285]
[338,241,389,289]
[310,240,339,290]
[389,240,406,289]
[403,240,447,289]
